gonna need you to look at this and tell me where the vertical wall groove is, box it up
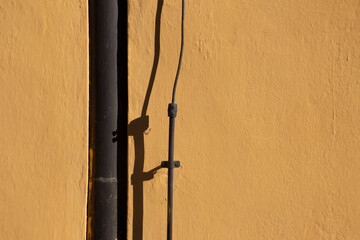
[117,0,129,238]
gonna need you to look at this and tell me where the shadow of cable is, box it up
[128,0,164,239]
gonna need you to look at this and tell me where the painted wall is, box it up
[128,0,360,239]
[0,0,88,239]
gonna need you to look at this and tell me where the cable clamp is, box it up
[168,103,177,118]
[161,161,180,169]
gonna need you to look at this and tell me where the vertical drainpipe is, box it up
[88,0,118,239]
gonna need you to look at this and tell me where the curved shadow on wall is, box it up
[128,0,164,239]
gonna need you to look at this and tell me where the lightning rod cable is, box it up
[161,0,185,240]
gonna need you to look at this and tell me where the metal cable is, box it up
[171,0,185,103]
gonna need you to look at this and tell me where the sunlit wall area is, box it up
[0,0,88,239]
[128,0,360,239]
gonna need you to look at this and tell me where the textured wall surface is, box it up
[0,0,88,239]
[128,0,360,239]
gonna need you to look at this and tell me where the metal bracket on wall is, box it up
[161,161,181,169]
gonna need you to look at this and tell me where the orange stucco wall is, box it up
[128,0,360,239]
[1,0,360,239]
[0,0,88,239]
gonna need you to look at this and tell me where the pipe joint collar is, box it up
[168,103,177,118]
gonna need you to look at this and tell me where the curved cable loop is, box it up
[171,0,185,103]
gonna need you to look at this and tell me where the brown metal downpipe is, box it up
[88,0,120,239]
